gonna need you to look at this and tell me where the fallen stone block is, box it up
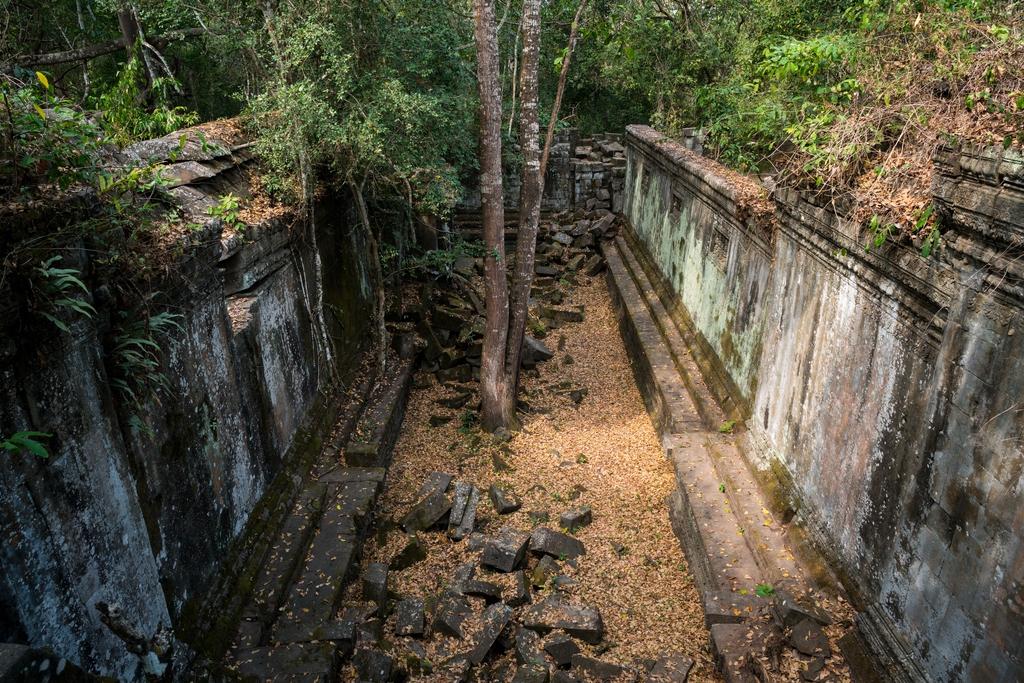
[434,305,471,332]
[490,484,523,514]
[389,533,427,571]
[571,654,637,682]
[522,597,604,644]
[438,391,473,409]
[648,651,695,683]
[532,555,557,587]
[449,482,473,531]
[544,632,581,667]
[395,597,425,637]
[236,643,337,683]
[482,527,531,572]
[437,364,473,384]
[452,561,478,592]
[529,510,551,523]
[566,254,586,271]
[432,590,473,639]
[559,507,592,531]
[508,569,531,607]
[801,656,826,681]
[524,336,555,361]
[353,648,392,683]
[537,265,560,277]
[583,255,605,277]
[362,562,389,612]
[531,527,586,559]
[791,619,831,657]
[453,487,481,541]
[537,306,583,323]
[399,488,451,532]
[438,653,471,682]
[468,531,491,551]
[553,232,574,246]
[552,672,582,683]
[516,626,545,667]
[464,579,504,604]
[469,603,515,665]
[513,665,551,683]
[770,589,833,629]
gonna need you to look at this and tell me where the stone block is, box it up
[571,654,637,682]
[469,603,515,665]
[482,527,531,572]
[516,626,545,666]
[434,306,471,332]
[522,597,604,644]
[362,562,389,611]
[791,619,830,657]
[559,507,592,531]
[770,589,833,629]
[544,633,581,667]
[489,484,523,514]
[531,527,586,559]
[513,666,551,683]
[389,533,427,571]
[437,364,473,384]
[395,597,425,637]
[399,488,451,532]
[353,648,392,683]
[648,651,694,683]
[508,569,532,607]
[236,644,337,683]
[452,486,481,541]
[432,590,473,639]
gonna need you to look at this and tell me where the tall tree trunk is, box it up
[352,181,389,378]
[540,0,588,176]
[499,0,543,427]
[474,0,512,432]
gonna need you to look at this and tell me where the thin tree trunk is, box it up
[474,0,512,432]
[352,181,389,379]
[500,0,542,427]
[540,0,588,176]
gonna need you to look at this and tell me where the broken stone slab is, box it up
[559,507,592,531]
[440,349,467,369]
[434,306,472,332]
[552,575,579,589]
[590,213,616,235]
[452,487,481,541]
[362,562,389,612]
[489,484,523,514]
[452,561,478,593]
[469,603,515,665]
[524,336,555,361]
[429,414,454,427]
[531,527,586,560]
[522,597,604,644]
[449,482,473,531]
[492,451,513,471]
[513,666,551,683]
[583,255,606,277]
[536,265,560,277]
[709,621,783,682]
[571,654,638,682]
[552,232,574,246]
[399,487,451,532]
[464,579,504,604]
[569,389,587,404]
[544,633,581,667]
[537,306,584,323]
[566,254,586,272]
[236,643,337,683]
[416,321,445,362]
[437,364,473,384]
[508,569,531,607]
[432,590,473,639]
[353,648,393,683]
[791,619,831,657]
[389,533,427,571]
[468,531,492,551]
[552,672,582,683]
[482,527,531,573]
[573,233,595,250]
[395,598,425,637]
[647,651,695,683]
[438,653,471,682]
[801,656,826,681]
[438,392,474,409]
[770,589,833,629]
[417,471,454,499]
[516,626,545,667]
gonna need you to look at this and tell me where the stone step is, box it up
[272,472,384,643]
[345,358,415,468]
[235,642,337,683]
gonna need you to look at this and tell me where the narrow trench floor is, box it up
[343,277,721,681]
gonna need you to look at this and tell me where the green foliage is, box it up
[33,256,97,332]
[109,311,183,433]
[718,420,736,433]
[206,192,243,232]
[93,52,199,146]
[755,583,775,597]
[0,431,52,458]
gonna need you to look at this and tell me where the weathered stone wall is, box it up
[456,130,626,215]
[623,125,1024,682]
[0,130,372,680]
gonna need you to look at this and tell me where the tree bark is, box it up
[540,0,588,176]
[474,0,512,432]
[352,181,389,378]
[499,0,543,427]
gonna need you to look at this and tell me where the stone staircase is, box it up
[226,359,415,683]
[602,234,827,682]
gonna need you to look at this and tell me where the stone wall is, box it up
[623,125,1024,683]
[456,130,627,215]
[0,129,372,680]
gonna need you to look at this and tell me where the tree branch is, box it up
[2,27,205,72]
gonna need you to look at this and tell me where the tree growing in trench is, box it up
[476,0,587,431]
